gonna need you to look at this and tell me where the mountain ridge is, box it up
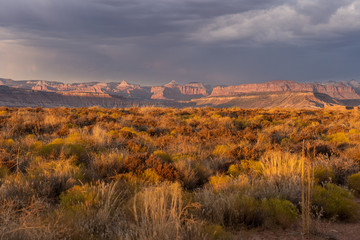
[1,78,360,109]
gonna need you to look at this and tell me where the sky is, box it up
[0,0,360,85]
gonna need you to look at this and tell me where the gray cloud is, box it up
[0,0,359,84]
[193,0,360,44]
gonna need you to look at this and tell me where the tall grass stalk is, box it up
[301,142,313,235]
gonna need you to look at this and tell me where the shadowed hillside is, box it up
[192,92,341,109]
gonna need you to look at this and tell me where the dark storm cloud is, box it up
[0,0,359,84]
[0,0,285,41]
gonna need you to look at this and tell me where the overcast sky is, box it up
[0,0,360,85]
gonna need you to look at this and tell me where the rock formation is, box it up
[1,77,360,108]
[210,80,360,99]
[150,80,210,100]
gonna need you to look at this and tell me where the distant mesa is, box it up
[150,80,210,100]
[1,78,360,108]
[210,79,360,100]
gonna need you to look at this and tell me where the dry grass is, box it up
[0,107,360,239]
[132,182,199,240]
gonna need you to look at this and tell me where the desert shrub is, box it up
[327,132,349,144]
[312,183,360,221]
[56,181,130,239]
[88,125,109,148]
[39,138,64,156]
[0,165,9,178]
[59,184,96,211]
[198,192,262,228]
[345,146,360,162]
[30,140,43,153]
[40,137,88,163]
[56,125,70,136]
[27,158,84,199]
[260,151,302,179]
[208,174,249,192]
[348,172,360,194]
[131,182,198,239]
[261,198,298,228]
[0,174,34,207]
[126,140,148,153]
[89,151,124,179]
[197,189,297,229]
[145,155,180,181]
[315,155,360,185]
[123,154,180,182]
[174,156,210,189]
[123,153,148,173]
[311,143,334,157]
[227,164,242,177]
[62,143,87,161]
[3,138,15,147]
[208,175,232,192]
[256,151,302,203]
[212,145,231,158]
[0,198,55,240]
[314,166,335,185]
[203,224,232,240]
[141,168,162,183]
[227,160,262,177]
[153,150,172,163]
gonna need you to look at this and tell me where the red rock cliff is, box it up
[210,80,360,99]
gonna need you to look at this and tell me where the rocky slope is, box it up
[0,79,208,100]
[0,85,194,108]
[0,85,127,108]
[1,78,360,108]
[150,80,210,100]
[210,80,360,99]
[192,92,341,109]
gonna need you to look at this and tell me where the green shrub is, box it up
[208,174,249,192]
[196,191,260,228]
[204,224,232,240]
[312,183,360,221]
[27,158,84,199]
[227,160,262,177]
[40,138,87,162]
[212,145,231,157]
[327,132,349,144]
[3,138,15,147]
[0,165,9,178]
[56,181,130,239]
[40,138,64,156]
[197,190,298,229]
[141,168,163,183]
[348,172,360,194]
[261,198,298,228]
[59,185,96,211]
[227,164,242,177]
[314,166,335,184]
[62,143,87,161]
[153,150,172,163]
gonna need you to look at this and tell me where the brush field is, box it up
[0,106,360,239]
